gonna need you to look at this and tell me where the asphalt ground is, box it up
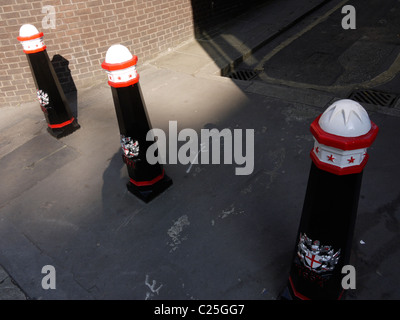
[240,0,400,98]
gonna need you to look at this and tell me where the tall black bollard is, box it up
[280,99,378,300]
[101,44,172,203]
[17,24,80,138]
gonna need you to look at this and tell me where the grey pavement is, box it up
[0,0,400,301]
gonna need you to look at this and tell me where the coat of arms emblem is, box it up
[37,89,49,107]
[297,233,341,274]
[121,135,139,158]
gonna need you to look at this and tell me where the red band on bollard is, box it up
[288,276,310,300]
[48,117,75,129]
[17,32,44,41]
[107,76,140,88]
[129,169,165,187]
[289,276,344,300]
[22,46,47,54]
[310,115,379,151]
[101,56,138,71]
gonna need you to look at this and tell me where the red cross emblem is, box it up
[305,253,322,269]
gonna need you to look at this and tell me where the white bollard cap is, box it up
[318,99,371,137]
[17,24,46,54]
[310,99,378,175]
[19,24,40,38]
[104,44,133,64]
[101,44,139,88]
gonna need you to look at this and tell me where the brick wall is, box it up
[0,0,194,107]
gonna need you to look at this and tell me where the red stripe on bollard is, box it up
[129,169,165,187]
[22,46,47,54]
[17,31,44,41]
[288,277,310,300]
[101,56,138,71]
[47,117,76,129]
[310,114,379,151]
[107,78,140,88]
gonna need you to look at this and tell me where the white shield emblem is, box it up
[120,135,139,158]
[37,89,49,107]
[304,252,322,270]
[297,233,341,274]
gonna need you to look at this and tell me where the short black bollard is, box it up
[101,44,172,203]
[17,24,80,139]
[280,99,378,300]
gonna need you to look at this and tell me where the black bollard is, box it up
[101,44,172,203]
[17,24,80,138]
[280,99,378,300]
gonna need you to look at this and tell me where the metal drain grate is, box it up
[349,89,399,107]
[226,69,259,81]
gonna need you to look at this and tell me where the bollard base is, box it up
[126,174,172,203]
[47,119,80,139]
[278,278,347,300]
[277,285,294,300]
[277,282,303,300]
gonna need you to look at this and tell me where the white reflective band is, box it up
[106,66,138,84]
[312,138,367,169]
[20,37,45,53]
